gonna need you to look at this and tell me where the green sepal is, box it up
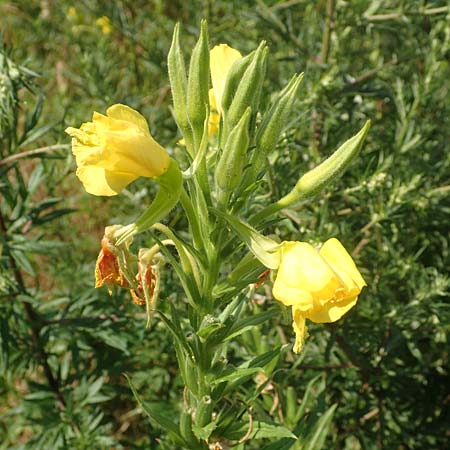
[115,158,182,244]
[187,20,210,149]
[212,208,280,269]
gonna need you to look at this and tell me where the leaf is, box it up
[192,421,217,441]
[27,163,45,195]
[125,374,183,439]
[301,404,337,450]
[224,421,297,441]
[295,375,322,424]
[158,309,195,361]
[10,249,35,275]
[212,367,262,385]
[260,438,297,450]
[240,346,284,371]
[224,308,280,341]
[94,330,129,354]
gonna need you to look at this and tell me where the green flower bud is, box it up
[187,20,210,149]
[168,23,194,154]
[224,42,267,137]
[252,73,304,175]
[220,50,255,113]
[281,120,371,206]
[215,107,251,203]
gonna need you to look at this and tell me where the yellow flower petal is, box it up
[273,242,342,307]
[319,238,367,290]
[106,104,150,134]
[210,44,242,114]
[303,295,359,323]
[76,166,138,196]
[66,104,171,195]
[292,308,308,354]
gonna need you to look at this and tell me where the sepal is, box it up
[115,158,183,244]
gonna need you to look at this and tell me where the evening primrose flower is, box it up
[208,44,242,134]
[96,16,113,34]
[272,238,366,352]
[65,104,170,196]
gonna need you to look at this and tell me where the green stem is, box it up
[180,187,203,250]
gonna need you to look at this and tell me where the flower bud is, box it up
[187,20,210,149]
[215,107,251,202]
[220,49,254,114]
[252,73,304,175]
[168,23,194,153]
[224,42,267,137]
[209,44,242,116]
[281,121,371,206]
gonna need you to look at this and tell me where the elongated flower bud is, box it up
[168,23,194,152]
[220,50,255,113]
[215,107,251,200]
[275,120,371,208]
[187,20,210,149]
[252,73,304,175]
[225,42,266,136]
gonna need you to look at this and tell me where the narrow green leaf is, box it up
[302,404,337,450]
[125,374,184,439]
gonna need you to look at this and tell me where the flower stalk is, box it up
[66,20,371,448]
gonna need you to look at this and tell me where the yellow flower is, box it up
[96,16,113,35]
[65,104,170,196]
[67,7,78,21]
[273,238,366,322]
[273,238,366,353]
[208,44,242,135]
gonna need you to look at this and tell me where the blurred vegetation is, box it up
[0,0,449,449]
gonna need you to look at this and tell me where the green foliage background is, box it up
[1,0,449,449]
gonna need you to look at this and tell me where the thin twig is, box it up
[0,144,69,167]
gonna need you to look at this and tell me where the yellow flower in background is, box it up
[67,7,78,21]
[208,44,242,134]
[272,238,366,352]
[96,16,113,35]
[65,104,170,196]
[273,238,366,322]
